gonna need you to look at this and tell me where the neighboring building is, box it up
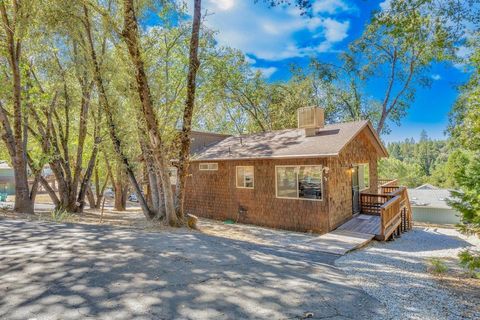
[408,185,461,225]
[184,107,388,234]
[0,161,15,195]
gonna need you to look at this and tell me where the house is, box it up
[184,107,390,234]
[0,161,15,196]
[408,186,461,225]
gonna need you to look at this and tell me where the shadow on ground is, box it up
[0,218,385,319]
[335,227,479,319]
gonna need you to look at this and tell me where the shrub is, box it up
[428,258,448,275]
[50,208,73,222]
[458,250,480,279]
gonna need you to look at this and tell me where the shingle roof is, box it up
[191,120,387,161]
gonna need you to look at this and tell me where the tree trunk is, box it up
[75,143,99,213]
[82,4,153,219]
[175,0,202,221]
[86,185,96,209]
[113,160,128,211]
[114,184,127,211]
[0,2,34,214]
[122,0,177,225]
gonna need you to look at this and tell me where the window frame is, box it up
[236,166,255,189]
[275,165,324,201]
[199,163,218,171]
[357,163,370,191]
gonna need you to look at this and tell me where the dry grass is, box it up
[436,272,480,316]
[0,206,192,234]
[429,255,480,316]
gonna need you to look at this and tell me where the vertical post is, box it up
[380,207,385,238]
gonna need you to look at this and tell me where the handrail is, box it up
[380,195,400,209]
[360,184,413,240]
[360,192,394,198]
[378,178,399,187]
[379,195,401,238]
[360,193,393,215]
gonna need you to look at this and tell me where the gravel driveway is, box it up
[0,218,385,320]
[336,226,480,320]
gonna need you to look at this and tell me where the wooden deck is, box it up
[336,179,413,241]
[337,214,380,235]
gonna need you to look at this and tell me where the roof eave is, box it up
[367,122,389,158]
[190,153,339,162]
[336,120,388,158]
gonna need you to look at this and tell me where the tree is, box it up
[0,0,35,213]
[122,0,178,225]
[82,2,155,219]
[175,0,202,220]
[446,35,480,274]
[447,36,480,236]
[346,0,472,134]
[379,157,426,187]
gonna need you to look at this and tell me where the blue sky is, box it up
[167,0,470,142]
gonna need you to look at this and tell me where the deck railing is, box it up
[378,178,399,188]
[360,179,413,240]
[360,193,392,215]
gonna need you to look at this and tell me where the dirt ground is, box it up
[434,256,480,311]
[1,201,478,316]
[0,204,182,233]
[0,217,385,319]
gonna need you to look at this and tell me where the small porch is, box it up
[337,179,413,241]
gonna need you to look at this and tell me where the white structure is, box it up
[408,185,461,225]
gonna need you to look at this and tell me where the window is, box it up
[236,166,254,189]
[276,165,323,200]
[358,163,370,191]
[199,163,218,171]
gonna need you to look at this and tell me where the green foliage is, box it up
[379,157,425,187]
[458,250,480,278]
[447,151,480,231]
[50,208,74,223]
[380,133,453,188]
[447,38,480,236]
[428,258,448,275]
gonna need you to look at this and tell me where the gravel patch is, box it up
[335,226,480,320]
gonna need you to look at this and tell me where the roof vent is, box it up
[297,106,324,137]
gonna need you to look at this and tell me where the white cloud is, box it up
[208,0,235,11]
[191,1,352,61]
[245,56,256,64]
[453,45,473,70]
[321,18,349,42]
[252,67,278,78]
[379,0,393,11]
[431,74,441,81]
[456,45,473,60]
[313,0,354,14]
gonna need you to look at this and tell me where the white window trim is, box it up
[199,163,218,171]
[356,163,370,191]
[236,166,254,189]
[275,165,324,201]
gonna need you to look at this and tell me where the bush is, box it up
[50,208,73,222]
[458,250,480,279]
[428,258,448,275]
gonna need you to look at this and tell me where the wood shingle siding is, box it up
[185,124,383,234]
[186,158,330,232]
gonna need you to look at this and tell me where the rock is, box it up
[186,213,198,229]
